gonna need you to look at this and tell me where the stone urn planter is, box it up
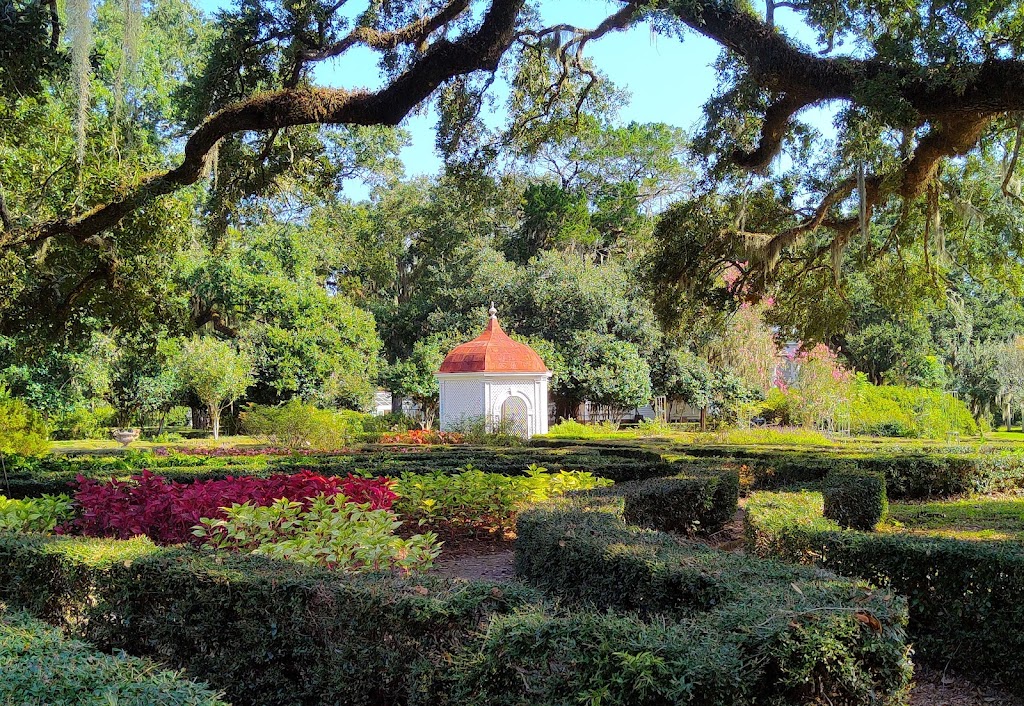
[112,428,141,447]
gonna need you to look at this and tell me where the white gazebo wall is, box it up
[437,372,550,437]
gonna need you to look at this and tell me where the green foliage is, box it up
[0,485,910,706]
[173,336,252,439]
[392,465,612,531]
[622,470,739,534]
[195,494,440,573]
[694,426,835,447]
[823,469,888,530]
[49,404,117,441]
[745,490,1024,691]
[849,377,978,437]
[0,384,49,455]
[884,496,1024,541]
[544,419,634,439]
[0,493,74,532]
[240,400,366,449]
[514,489,911,703]
[0,445,673,498]
[379,334,452,427]
[562,330,652,414]
[0,610,228,706]
[449,416,527,447]
[0,533,541,706]
[700,445,1024,498]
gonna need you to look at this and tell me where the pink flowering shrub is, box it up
[66,471,396,544]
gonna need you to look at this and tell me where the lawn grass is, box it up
[881,495,1024,541]
[49,435,265,454]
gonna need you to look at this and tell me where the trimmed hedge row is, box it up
[684,446,1024,498]
[514,490,912,704]
[0,533,535,706]
[744,491,1024,691]
[0,609,227,705]
[2,446,676,498]
[622,469,739,534]
[0,530,910,706]
[823,469,888,530]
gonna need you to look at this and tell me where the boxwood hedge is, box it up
[684,446,1024,498]
[622,469,739,534]
[0,609,228,706]
[1,446,677,498]
[0,506,912,706]
[745,491,1024,692]
[514,489,912,704]
[822,469,888,530]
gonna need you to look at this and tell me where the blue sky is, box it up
[193,0,833,197]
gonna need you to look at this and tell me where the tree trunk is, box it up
[1007,403,1013,432]
[700,406,707,431]
[210,404,221,440]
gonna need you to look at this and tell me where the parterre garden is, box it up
[4,436,1024,704]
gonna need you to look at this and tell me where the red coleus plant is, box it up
[66,470,396,544]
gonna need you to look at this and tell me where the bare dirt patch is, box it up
[424,530,517,582]
[910,665,1022,706]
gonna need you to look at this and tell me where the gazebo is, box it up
[436,305,551,438]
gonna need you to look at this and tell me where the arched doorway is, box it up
[500,396,530,438]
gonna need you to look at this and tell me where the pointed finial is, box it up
[488,302,497,319]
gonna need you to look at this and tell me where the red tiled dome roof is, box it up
[438,315,548,374]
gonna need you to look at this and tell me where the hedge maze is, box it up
[0,445,921,705]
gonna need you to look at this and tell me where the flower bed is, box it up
[378,429,465,445]
[67,470,396,544]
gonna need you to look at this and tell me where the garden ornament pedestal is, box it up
[112,428,141,447]
[436,304,551,438]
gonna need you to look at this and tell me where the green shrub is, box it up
[0,493,74,532]
[0,533,542,706]
[823,469,888,530]
[451,415,527,446]
[392,464,612,531]
[360,412,419,433]
[514,490,911,704]
[684,445,1024,498]
[49,404,116,441]
[850,381,978,438]
[0,386,49,456]
[241,400,368,449]
[745,490,1024,692]
[0,610,227,705]
[0,445,674,498]
[621,470,738,534]
[0,521,911,706]
[195,494,441,572]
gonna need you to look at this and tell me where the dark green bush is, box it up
[622,470,738,534]
[0,609,227,705]
[0,533,540,706]
[684,445,1024,498]
[1,446,678,498]
[823,469,888,530]
[0,530,911,706]
[745,491,1024,692]
[514,491,911,704]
